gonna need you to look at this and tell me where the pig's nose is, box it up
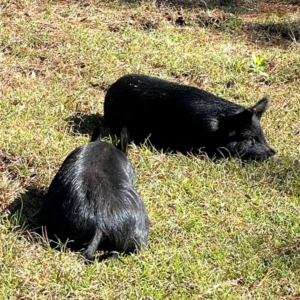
[268,147,276,157]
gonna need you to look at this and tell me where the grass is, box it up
[0,0,300,298]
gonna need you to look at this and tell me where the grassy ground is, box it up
[1,0,300,298]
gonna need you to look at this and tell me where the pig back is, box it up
[104,74,243,149]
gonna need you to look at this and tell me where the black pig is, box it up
[104,74,275,160]
[40,128,149,260]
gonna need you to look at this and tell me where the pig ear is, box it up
[249,96,269,119]
[91,126,102,142]
[118,127,130,155]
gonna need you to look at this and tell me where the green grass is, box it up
[1,0,300,299]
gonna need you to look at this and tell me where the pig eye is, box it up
[248,137,255,145]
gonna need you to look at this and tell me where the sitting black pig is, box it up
[40,127,149,260]
[104,74,275,160]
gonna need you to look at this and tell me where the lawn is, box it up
[0,0,299,299]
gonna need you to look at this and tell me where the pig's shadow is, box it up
[6,186,46,239]
[67,113,112,138]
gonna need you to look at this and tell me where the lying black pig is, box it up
[40,127,149,260]
[104,74,275,160]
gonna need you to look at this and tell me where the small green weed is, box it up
[249,53,269,77]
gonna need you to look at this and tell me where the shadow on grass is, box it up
[67,113,109,137]
[4,187,46,250]
[119,0,252,12]
[6,186,46,231]
[118,0,299,49]
[44,0,251,12]
[247,20,300,43]
[66,113,105,136]
[119,0,300,9]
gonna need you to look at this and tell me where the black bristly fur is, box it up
[104,74,275,161]
[40,128,149,260]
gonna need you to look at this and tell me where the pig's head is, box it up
[218,97,276,161]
